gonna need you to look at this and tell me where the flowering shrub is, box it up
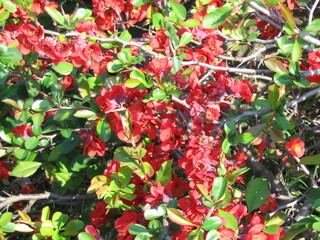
[1,0,320,239]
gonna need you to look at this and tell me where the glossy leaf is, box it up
[45,7,65,25]
[169,0,186,21]
[166,208,196,226]
[10,161,42,177]
[181,19,200,27]
[264,58,288,73]
[212,177,228,201]
[203,7,232,29]
[274,73,292,86]
[31,100,54,111]
[278,3,295,31]
[202,216,222,231]
[0,212,13,227]
[52,62,74,75]
[292,39,301,62]
[300,155,320,165]
[74,110,97,118]
[78,232,96,240]
[245,178,270,212]
[218,210,238,230]
[155,160,172,186]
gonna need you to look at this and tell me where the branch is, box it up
[309,0,320,25]
[293,156,319,188]
[181,61,273,74]
[0,192,96,209]
[228,86,320,123]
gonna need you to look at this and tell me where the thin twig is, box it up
[309,0,320,25]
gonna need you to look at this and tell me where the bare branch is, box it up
[0,192,96,210]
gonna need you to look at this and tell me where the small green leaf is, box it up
[71,8,92,23]
[53,110,74,121]
[0,47,22,65]
[132,0,151,6]
[167,208,196,226]
[52,212,69,229]
[78,232,96,240]
[245,178,270,212]
[52,62,74,75]
[264,58,288,73]
[278,3,296,31]
[292,39,301,62]
[96,119,111,142]
[45,7,65,25]
[32,100,54,111]
[202,216,222,231]
[300,155,320,165]
[0,212,13,227]
[152,13,164,30]
[293,78,310,88]
[222,138,231,153]
[178,32,193,47]
[274,73,292,86]
[74,110,97,118]
[119,30,132,41]
[14,148,30,160]
[125,78,143,88]
[10,161,42,177]
[181,19,200,27]
[129,224,152,236]
[144,209,163,220]
[268,84,280,110]
[203,7,233,29]
[65,219,84,231]
[155,160,172,186]
[212,177,228,201]
[218,210,238,231]
[24,136,39,150]
[107,60,125,73]
[169,0,186,21]
[152,89,166,100]
[224,121,235,137]
[237,133,256,144]
[40,227,55,237]
[118,166,132,186]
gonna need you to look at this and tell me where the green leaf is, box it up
[40,227,55,237]
[218,210,238,231]
[74,109,97,118]
[117,49,132,64]
[212,177,228,201]
[1,222,15,232]
[132,0,151,6]
[292,39,301,62]
[107,60,125,73]
[155,160,172,186]
[237,133,256,144]
[181,19,200,27]
[167,208,196,226]
[52,212,69,229]
[172,56,182,74]
[45,7,65,25]
[96,119,111,142]
[118,166,132,186]
[41,206,50,222]
[300,155,320,165]
[203,7,233,29]
[222,138,231,153]
[52,62,74,75]
[224,121,235,137]
[263,225,279,234]
[275,114,289,130]
[245,178,270,212]
[274,73,292,86]
[302,23,320,33]
[24,136,39,150]
[53,110,74,121]
[71,8,92,23]
[278,3,295,31]
[32,100,54,111]
[152,89,167,100]
[10,161,42,177]
[14,148,30,160]
[169,0,186,21]
[144,209,163,220]
[0,47,22,65]
[65,219,84,231]
[0,212,13,227]
[129,224,152,236]
[268,84,280,110]
[206,230,220,240]
[119,30,132,42]
[293,78,310,88]
[264,58,288,73]
[202,216,222,231]
[78,232,96,240]
[124,78,143,88]
[179,32,193,47]
[152,13,164,30]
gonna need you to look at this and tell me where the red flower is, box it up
[159,119,183,151]
[115,211,138,239]
[90,201,108,227]
[259,194,278,213]
[285,137,305,158]
[12,123,33,139]
[146,57,172,79]
[79,130,107,157]
[0,161,10,181]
